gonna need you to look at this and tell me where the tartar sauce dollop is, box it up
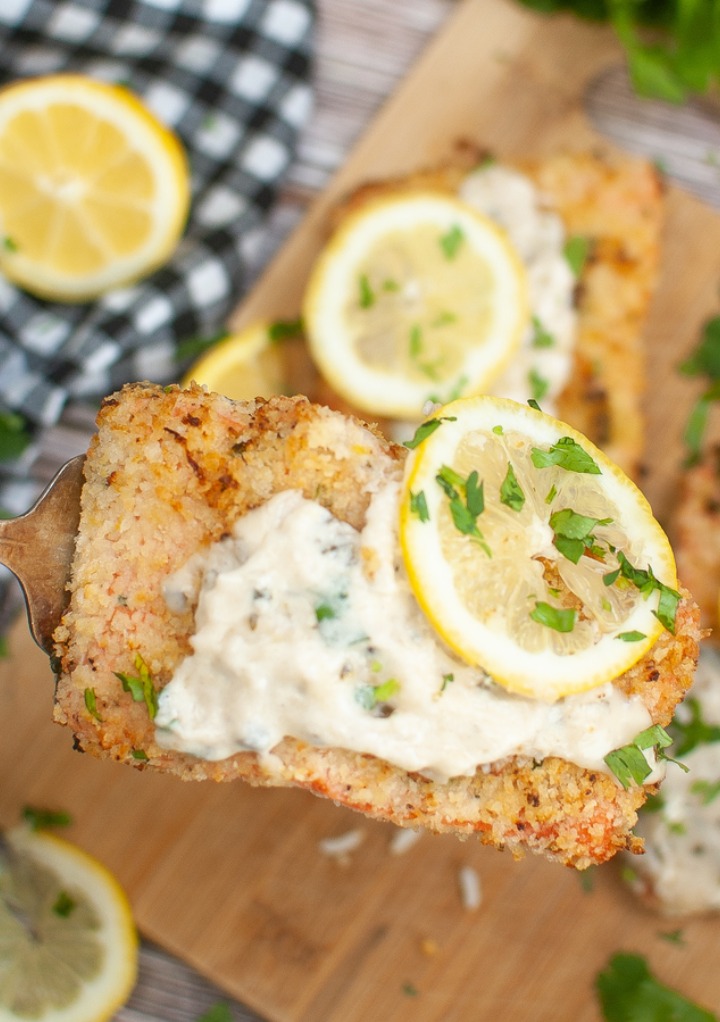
[156,480,654,781]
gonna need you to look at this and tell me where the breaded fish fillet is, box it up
[53,383,700,870]
[328,147,664,481]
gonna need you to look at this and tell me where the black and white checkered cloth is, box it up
[0,0,315,625]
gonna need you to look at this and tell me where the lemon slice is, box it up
[303,191,528,419]
[0,825,138,1022]
[400,396,679,701]
[0,74,190,302]
[182,320,287,400]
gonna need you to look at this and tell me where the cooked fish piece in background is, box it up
[625,453,720,914]
[52,384,700,871]
[326,147,664,481]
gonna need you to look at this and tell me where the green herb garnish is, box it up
[616,630,647,642]
[550,508,612,564]
[691,779,720,804]
[436,466,490,555]
[268,317,304,341]
[196,1005,233,1022]
[528,367,550,402]
[530,601,576,633]
[0,410,31,463]
[531,316,556,348]
[409,490,430,522]
[22,806,72,830]
[603,551,681,633]
[52,891,76,918]
[669,696,720,756]
[499,462,525,511]
[359,273,374,309]
[114,654,158,720]
[563,234,590,277]
[315,604,336,621]
[530,436,601,474]
[439,224,464,259]
[84,687,102,722]
[403,416,457,450]
[604,724,686,789]
[595,951,717,1021]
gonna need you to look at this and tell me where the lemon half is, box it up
[303,191,528,419]
[0,74,190,302]
[400,396,678,701]
[0,825,138,1022]
[182,320,288,400]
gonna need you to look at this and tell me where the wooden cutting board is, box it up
[3,1,720,1019]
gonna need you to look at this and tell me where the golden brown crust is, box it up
[53,383,700,870]
[674,448,720,637]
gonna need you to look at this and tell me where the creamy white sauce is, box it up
[458,163,577,414]
[156,482,653,781]
[632,646,720,915]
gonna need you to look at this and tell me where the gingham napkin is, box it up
[0,0,315,626]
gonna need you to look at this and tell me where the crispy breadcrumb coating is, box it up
[53,384,700,870]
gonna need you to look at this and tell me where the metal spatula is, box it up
[0,456,85,655]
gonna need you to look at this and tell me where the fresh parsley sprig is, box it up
[604,724,687,789]
[596,951,717,1021]
[518,0,720,103]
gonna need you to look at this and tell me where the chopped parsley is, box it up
[499,462,525,511]
[22,806,72,830]
[84,687,102,722]
[530,315,556,348]
[616,630,647,642]
[440,672,454,692]
[114,654,158,720]
[530,436,601,474]
[0,410,31,462]
[439,224,464,260]
[603,551,681,633]
[436,466,490,556]
[131,748,149,761]
[596,952,717,1022]
[403,416,457,449]
[563,235,590,278]
[691,778,720,805]
[679,314,720,464]
[669,696,720,756]
[315,603,336,621]
[528,367,550,402]
[358,273,374,309]
[52,891,76,918]
[268,317,304,342]
[2,235,18,253]
[604,724,686,789]
[530,601,576,633]
[409,489,430,522]
[550,508,612,564]
[356,678,400,710]
[196,1005,234,1022]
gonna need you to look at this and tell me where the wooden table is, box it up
[6,2,720,1020]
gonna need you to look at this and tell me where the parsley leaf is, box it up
[550,508,612,564]
[439,224,464,260]
[84,687,102,722]
[358,274,374,309]
[596,952,717,1022]
[603,552,681,633]
[196,1005,234,1022]
[409,490,430,522]
[114,654,158,719]
[403,416,457,449]
[604,724,685,789]
[22,806,72,830]
[691,779,720,805]
[564,235,591,276]
[669,696,720,756]
[531,315,556,348]
[0,410,31,462]
[436,465,491,556]
[616,630,647,642]
[530,601,576,633]
[499,462,525,511]
[530,436,601,474]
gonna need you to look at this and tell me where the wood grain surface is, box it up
[3,1,720,1020]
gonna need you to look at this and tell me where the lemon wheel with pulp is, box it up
[399,395,679,701]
